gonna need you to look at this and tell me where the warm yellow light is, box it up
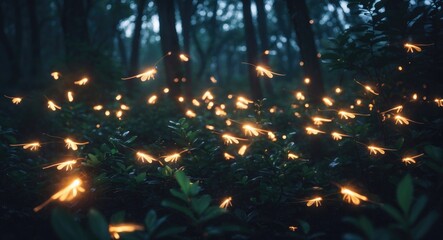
[304,78,310,84]
[185,110,196,118]
[34,178,85,212]
[74,78,88,85]
[4,95,22,104]
[335,87,342,94]
[306,197,322,207]
[219,197,233,209]
[136,151,156,163]
[305,127,325,135]
[115,94,122,101]
[322,97,334,106]
[192,99,200,106]
[48,100,61,111]
[148,95,157,104]
[43,160,77,171]
[93,105,103,111]
[122,68,157,81]
[10,142,41,151]
[222,134,244,144]
[402,153,423,165]
[341,187,368,205]
[367,145,395,155]
[163,153,181,163]
[51,71,60,80]
[120,104,130,110]
[179,54,189,62]
[67,91,74,102]
[210,76,217,83]
[224,152,235,160]
[238,145,248,156]
[178,96,184,102]
[312,117,332,126]
[331,132,350,141]
[64,138,89,151]
[288,153,299,160]
[163,88,169,93]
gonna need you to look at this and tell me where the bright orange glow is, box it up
[136,151,156,163]
[335,87,342,94]
[34,178,85,212]
[185,110,196,118]
[122,68,157,81]
[331,132,350,141]
[74,77,88,85]
[312,117,332,126]
[67,91,74,102]
[215,107,227,116]
[381,105,403,114]
[116,110,123,118]
[202,90,214,100]
[10,142,41,151]
[210,76,217,83]
[434,98,443,107]
[305,127,325,135]
[242,124,268,136]
[178,96,185,102]
[341,187,368,205]
[255,65,285,78]
[179,54,189,62]
[238,145,248,156]
[192,99,200,106]
[219,197,232,209]
[224,152,235,160]
[51,71,60,80]
[222,134,245,144]
[120,104,130,110]
[322,97,334,106]
[304,78,310,84]
[367,145,395,155]
[295,92,305,101]
[147,95,157,104]
[338,110,369,119]
[163,153,181,163]
[288,153,299,160]
[394,115,421,125]
[93,105,103,110]
[306,197,322,207]
[402,153,424,165]
[109,223,144,238]
[289,226,298,231]
[403,43,433,53]
[48,100,61,111]
[4,95,22,104]
[43,160,77,171]
[64,138,89,151]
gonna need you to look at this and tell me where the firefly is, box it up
[322,97,334,106]
[338,110,369,119]
[434,98,443,107]
[306,197,322,207]
[210,76,217,83]
[10,142,41,151]
[192,99,200,106]
[288,226,298,232]
[202,90,214,100]
[222,134,245,144]
[116,110,123,119]
[34,178,85,212]
[93,105,103,110]
[295,92,305,101]
[136,151,156,163]
[219,197,232,209]
[4,95,22,104]
[288,153,299,160]
[242,62,285,78]
[122,68,157,81]
[402,153,424,165]
[331,132,351,141]
[64,138,89,151]
[120,104,130,110]
[67,91,74,102]
[185,110,196,118]
[224,152,235,160]
[381,105,403,114]
[242,124,267,136]
[115,94,122,100]
[109,223,144,239]
[74,78,88,85]
[367,145,395,155]
[43,160,77,171]
[163,153,181,163]
[267,131,277,141]
[179,54,189,62]
[305,127,325,135]
[51,72,60,80]
[341,187,368,205]
[312,117,332,126]
[394,115,421,125]
[238,145,248,156]
[48,100,61,111]
[215,107,227,116]
[404,43,433,53]
[148,95,157,104]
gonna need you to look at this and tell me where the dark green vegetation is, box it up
[1,0,443,239]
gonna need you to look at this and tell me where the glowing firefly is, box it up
[331,132,351,141]
[394,115,421,125]
[163,153,181,163]
[381,105,403,114]
[210,76,217,83]
[10,142,41,151]
[185,110,196,118]
[338,110,369,119]
[242,124,268,136]
[74,78,88,85]
[322,97,334,106]
[48,100,61,111]
[402,153,424,165]
[222,134,245,144]
[202,90,214,100]
[224,152,235,160]
[356,81,379,95]
[219,197,232,209]
[109,224,144,239]
[341,187,368,205]
[312,117,332,126]
[136,151,156,163]
[434,98,443,107]
[4,95,22,104]
[67,91,74,102]
[122,68,157,81]
[305,127,325,135]
[64,138,89,151]
[288,153,299,160]
[33,178,85,212]
[179,54,189,62]
[404,43,433,53]
[367,145,395,155]
[51,72,60,80]
[238,145,248,156]
[147,95,157,104]
[43,160,77,171]
[306,197,322,207]
[288,226,298,231]
[93,105,103,110]
[295,92,305,101]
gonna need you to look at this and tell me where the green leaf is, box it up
[161,199,196,221]
[191,195,211,215]
[412,211,438,239]
[199,207,224,223]
[170,189,188,202]
[397,175,413,214]
[381,204,404,223]
[155,226,187,238]
[88,209,110,240]
[424,145,443,162]
[135,172,146,183]
[409,195,427,224]
[174,171,191,195]
[51,208,88,240]
[144,210,157,230]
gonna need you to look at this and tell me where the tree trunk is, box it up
[178,0,193,99]
[256,0,274,97]
[155,0,183,99]
[286,0,324,104]
[62,0,90,79]
[241,0,263,100]
[27,0,42,80]
[0,3,20,87]
[129,0,147,76]
[117,30,128,69]
[274,0,294,81]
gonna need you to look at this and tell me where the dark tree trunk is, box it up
[178,0,193,99]
[241,0,263,100]
[117,30,128,68]
[286,0,324,104]
[155,0,183,99]
[129,0,147,76]
[27,0,41,79]
[0,3,20,87]
[256,0,274,97]
[274,0,294,81]
[62,0,90,79]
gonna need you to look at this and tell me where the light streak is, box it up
[341,187,368,205]
[34,178,85,212]
[219,197,232,209]
[10,142,41,151]
[4,95,22,104]
[306,197,322,207]
[74,78,88,85]
[64,138,89,151]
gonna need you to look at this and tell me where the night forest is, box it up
[1,0,443,239]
